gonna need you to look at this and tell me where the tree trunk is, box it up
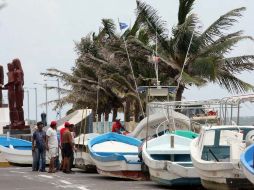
[134,100,140,122]
[92,108,96,121]
[124,98,131,122]
[105,112,109,122]
[98,112,102,122]
[112,108,118,121]
[175,84,185,101]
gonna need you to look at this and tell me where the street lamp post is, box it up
[44,78,61,119]
[28,87,38,122]
[57,78,61,119]
[24,89,30,123]
[34,87,38,122]
[34,83,48,124]
[45,83,48,122]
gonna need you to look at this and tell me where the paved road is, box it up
[0,167,204,190]
[0,167,177,190]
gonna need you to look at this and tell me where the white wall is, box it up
[0,107,10,134]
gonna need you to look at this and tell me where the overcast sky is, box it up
[0,0,254,122]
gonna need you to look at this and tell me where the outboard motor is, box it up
[245,130,254,147]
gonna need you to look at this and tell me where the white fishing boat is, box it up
[129,107,192,139]
[0,145,32,165]
[88,132,146,180]
[191,125,254,190]
[142,130,200,187]
[190,94,254,190]
[74,133,99,171]
[0,136,32,165]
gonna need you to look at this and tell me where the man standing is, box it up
[62,124,74,173]
[59,122,70,170]
[46,121,58,173]
[32,122,46,172]
[69,124,76,171]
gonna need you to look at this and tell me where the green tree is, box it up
[136,0,254,101]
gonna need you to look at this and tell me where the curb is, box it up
[0,162,10,168]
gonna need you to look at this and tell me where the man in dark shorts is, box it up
[69,124,75,171]
[59,122,70,170]
[32,122,46,172]
[62,124,73,173]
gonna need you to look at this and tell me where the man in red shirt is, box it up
[59,122,70,170]
[112,117,126,134]
[60,122,70,144]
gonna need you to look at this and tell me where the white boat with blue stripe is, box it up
[142,131,200,187]
[88,132,146,180]
[241,143,254,185]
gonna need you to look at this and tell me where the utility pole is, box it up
[24,89,30,123]
[56,78,61,119]
[44,78,61,119]
[34,83,48,124]
[45,83,48,124]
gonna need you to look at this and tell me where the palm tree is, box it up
[136,0,254,101]
[43,17,177,122]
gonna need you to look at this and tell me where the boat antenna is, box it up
[77,109,85,158]
[145,17,160,87]
[118,18,145,117]
[176,25,197,90]
[155,28,159,87]
[96,77,100,132]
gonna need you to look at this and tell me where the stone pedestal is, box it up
[3,125,31,135]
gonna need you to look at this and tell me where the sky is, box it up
[0,0,254,122]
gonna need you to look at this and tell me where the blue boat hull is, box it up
[241,144,254,185]
[0,136,31,150]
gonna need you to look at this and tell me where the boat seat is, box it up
[124,155,140,164]
[151,154,191,162]
[201,145,230,162]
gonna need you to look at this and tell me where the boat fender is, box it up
[246,130,254,147]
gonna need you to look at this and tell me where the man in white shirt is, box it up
[46,121,58,173]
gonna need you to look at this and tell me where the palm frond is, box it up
[108,73,136,92]
[200,35,253,57]
[178,0,196,25]
[180,72,207,86]
[199,7,246,45]
[137,29,149,45]
[97,19,116,40]
[221,55,254,73]
[125,14,142,37]
[190,57,218,81]
[136,0,170,52]
[216,70,253,93]
[171,13,199,59]
[75,34,98,56]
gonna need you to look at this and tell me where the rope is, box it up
[82,109,88,154]
[176,26,196,90]
[95,78,99,133]
[77,109,85,158]
[122,36,145,117]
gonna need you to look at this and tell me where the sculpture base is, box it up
[3,125,31,135]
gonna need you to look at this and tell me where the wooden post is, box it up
[170,135,174,148]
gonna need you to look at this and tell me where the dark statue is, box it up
[0,65,3,107]
[41,112,47,127]
[2,59,25,129]
[13,59,25,127]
